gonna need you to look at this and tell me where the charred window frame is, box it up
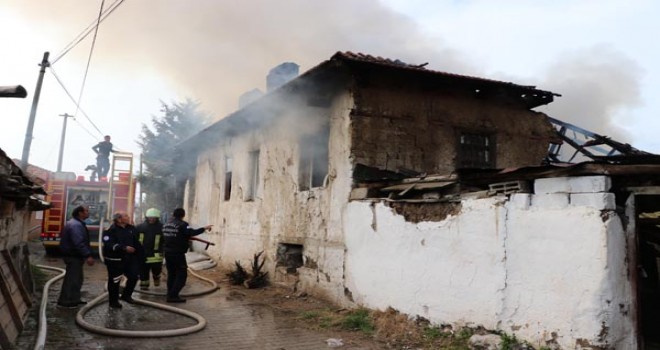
[246,150,260,201]
[224,156,232,201]
[299,124,330,191]
[457,132,495,169]
[276,243,304,273]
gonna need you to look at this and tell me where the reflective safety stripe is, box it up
[146,256,163,263]
[138,233,145,244]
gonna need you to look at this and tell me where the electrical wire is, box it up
[72,117,103,141]
[73,0,105,122]
[51,0,126,65]
[48,67,104,137]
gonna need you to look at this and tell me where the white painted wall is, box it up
[186,89,356,302]
[184,86,637,347]
[343,176,635,349]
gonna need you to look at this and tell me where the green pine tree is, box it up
[137,99,208,217]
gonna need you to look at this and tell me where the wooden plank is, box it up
[1,250,31,308]
[0,320,11,350]
[0,255,22,334]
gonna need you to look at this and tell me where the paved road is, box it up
[14,243,382,350]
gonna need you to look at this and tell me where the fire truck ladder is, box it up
[107,152,135,220]
[43,177,66,234]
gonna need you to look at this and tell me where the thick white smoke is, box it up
[537,45,642,142]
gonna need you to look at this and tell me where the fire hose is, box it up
[33,232,218,348]
[33,265,65,350]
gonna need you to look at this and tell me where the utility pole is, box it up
[21,51,50,170]
[57,113,73,172]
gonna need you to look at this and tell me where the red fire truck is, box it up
[40,153,136,255]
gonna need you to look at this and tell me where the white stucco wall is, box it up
[187,89,355,302]
[184,85,637,347]
[343,176,635,349]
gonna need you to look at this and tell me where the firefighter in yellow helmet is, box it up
[135,208,164,289]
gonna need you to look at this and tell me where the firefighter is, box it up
[102,212,143,308]
[163,208,213,303]
[136,208,164,290]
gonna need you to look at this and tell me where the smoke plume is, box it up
[537,45,643,142]
[10,0,473,120]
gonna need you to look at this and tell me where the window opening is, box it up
[246,150,260,200]
[299,124,329,190]
[224,156,232,201]
[458,132,495,169]
[276,243,304,273]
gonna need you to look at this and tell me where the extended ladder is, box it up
[106,152,135,220]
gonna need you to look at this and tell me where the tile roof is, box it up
[332,51,559,97]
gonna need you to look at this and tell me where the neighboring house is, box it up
[179,52,660,349]
[0,148,48,348]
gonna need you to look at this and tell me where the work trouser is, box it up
[164,253,188,299]
[105,259,123,304]
[58,256,85,305]
[140,261,162,287]
[122,256,140,299]
[97,157,110,178]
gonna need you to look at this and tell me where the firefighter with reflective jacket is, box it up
[136,208,164,290]
[162,207,213,303]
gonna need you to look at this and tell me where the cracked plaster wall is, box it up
[343,183,635,349]
[186,90,355,303]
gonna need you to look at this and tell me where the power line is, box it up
[51,0,126,65]
[72,117,101,141]
[48,67,104,137]
[73,0,105,121]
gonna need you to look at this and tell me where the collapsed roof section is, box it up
[546,116,655,164]
[354,119,659,202]
[353,160,660,204]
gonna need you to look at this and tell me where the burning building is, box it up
[179,52,660,349]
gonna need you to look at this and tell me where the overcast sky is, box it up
[1,0,657,177]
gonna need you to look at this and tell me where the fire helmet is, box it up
[145,208,161,218]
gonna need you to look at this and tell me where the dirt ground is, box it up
[23,238,478,349]
[221,273,475,350]
[223,280,385,348]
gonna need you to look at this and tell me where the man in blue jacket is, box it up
[91,135,116,179]
[102,212,143,308]
[162,208,212,303]
[57,206,95,308]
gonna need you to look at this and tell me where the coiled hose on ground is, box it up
[34,262,218,349]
